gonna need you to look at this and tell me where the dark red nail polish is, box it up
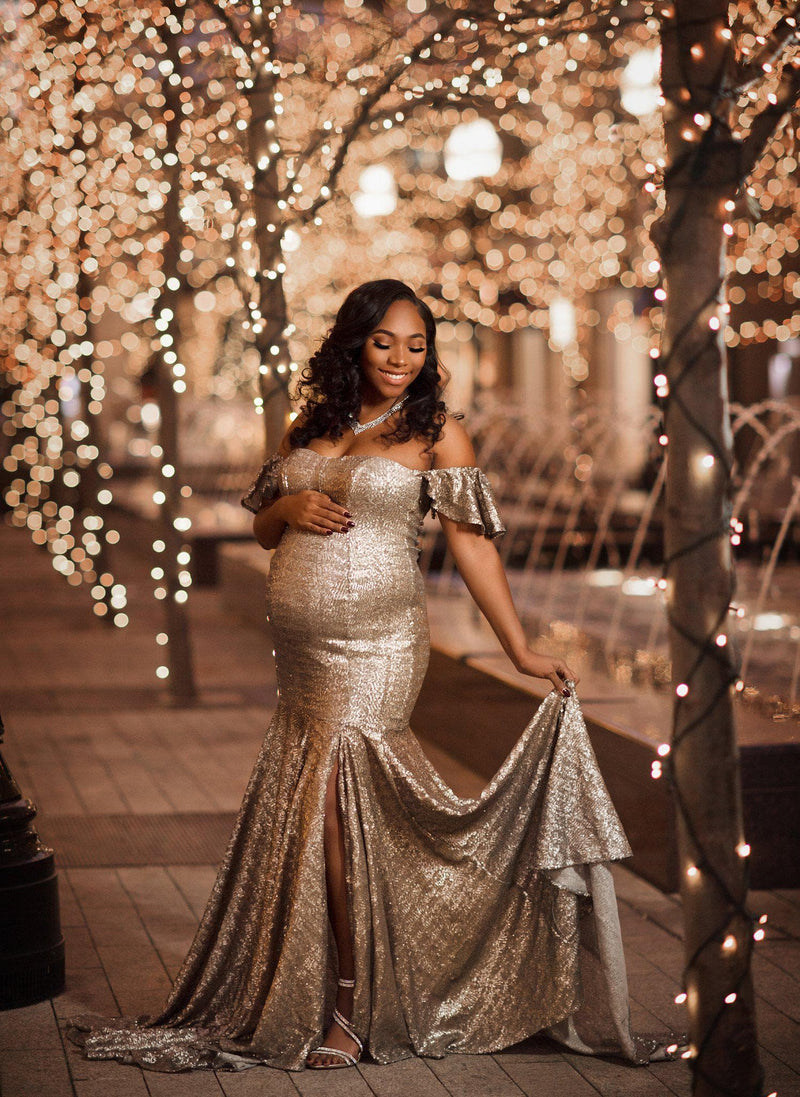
[326,529,333,536]
[562,688,570,697]
[344,512,352,518]
[347,521,355,528]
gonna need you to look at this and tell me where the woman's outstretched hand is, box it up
[277,490,354,536]
[513,648,579,697]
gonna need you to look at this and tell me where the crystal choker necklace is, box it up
[348,395,408,436]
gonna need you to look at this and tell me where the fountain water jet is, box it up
[422,397,800,720]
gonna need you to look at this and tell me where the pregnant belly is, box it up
[265,531,429,730]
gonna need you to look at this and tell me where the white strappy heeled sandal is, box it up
[306,977,364,1070]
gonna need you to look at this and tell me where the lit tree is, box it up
[655,3,799,1095]
[0,2,129,624]
[200,0,797,433]
[202,0,667,447]
[150,0,198,702]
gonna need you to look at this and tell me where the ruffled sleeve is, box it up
[240,454,283,514]
[421,466,506,539]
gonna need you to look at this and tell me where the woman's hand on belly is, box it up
[278,490,354,536]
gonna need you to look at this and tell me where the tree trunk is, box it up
[657,3,762,1093]
[155,5,197,705]
[70,68,114,616]
[247,11,291,453]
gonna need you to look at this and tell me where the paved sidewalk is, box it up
[0,523,798,1097]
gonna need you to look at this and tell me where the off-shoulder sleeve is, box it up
[240,454,283,514]
[421,466,506,539]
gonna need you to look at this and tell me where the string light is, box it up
[1,2,127,624]
[649,5,797,1091]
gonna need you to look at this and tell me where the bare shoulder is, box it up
[277,410,308,456]
[277,430,295,457]
[432,414,477,469]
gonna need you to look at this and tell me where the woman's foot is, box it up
[306,981,362,1069]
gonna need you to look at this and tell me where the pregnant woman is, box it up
[71,279,649,1073]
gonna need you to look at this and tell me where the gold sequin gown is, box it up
[70,448,643,1072]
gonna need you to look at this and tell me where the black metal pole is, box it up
[0,711,64,1009]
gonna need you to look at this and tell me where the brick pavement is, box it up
[0,523,798,1097]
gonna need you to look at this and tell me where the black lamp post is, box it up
[0,711,64,1008]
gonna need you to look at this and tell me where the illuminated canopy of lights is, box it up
[1,0,798,598]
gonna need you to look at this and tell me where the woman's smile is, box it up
[359,299,427,406]
[378,368,410,385]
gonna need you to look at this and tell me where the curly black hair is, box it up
[289,279,449,451]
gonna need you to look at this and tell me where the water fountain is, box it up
[422,397,800,720]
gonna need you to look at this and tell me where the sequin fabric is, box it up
[69,448,648,1073]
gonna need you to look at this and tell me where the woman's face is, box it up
[359,299,427,403]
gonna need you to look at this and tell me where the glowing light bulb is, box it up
[620,46,660,117]
[444,118,502,180]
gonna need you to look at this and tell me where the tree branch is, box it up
[290,33,399,175]
[459,0,623,28]
[220,178,257,307]
[201,0,246,53]
[739,56,800,178]
[291,9,464,227]
[728,4,800,96]
[290,5,447,179]
[285,0,631,225]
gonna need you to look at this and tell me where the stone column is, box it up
[510,327,549,415]
[593,286,652,480]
